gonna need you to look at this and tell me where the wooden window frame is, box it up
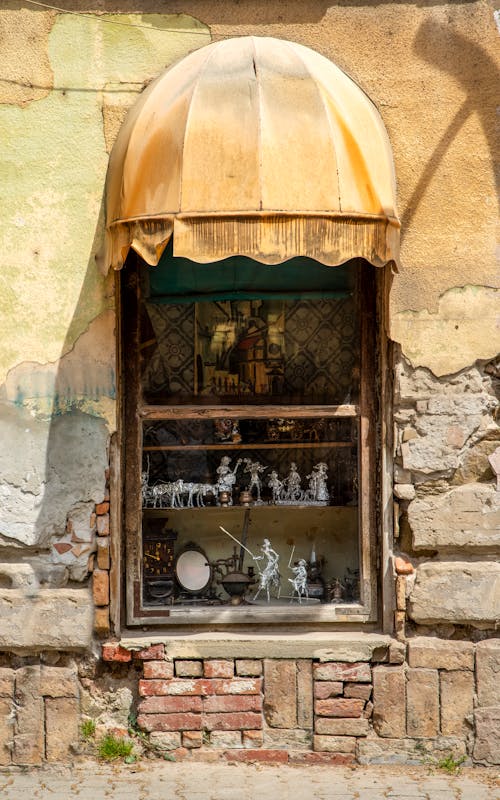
[119,254,381,628]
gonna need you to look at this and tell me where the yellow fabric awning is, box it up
[106,37,400,270]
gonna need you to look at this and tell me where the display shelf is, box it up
[140,404,359,420]
[143,440,354,452]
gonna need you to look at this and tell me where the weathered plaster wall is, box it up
[0,8,210,636]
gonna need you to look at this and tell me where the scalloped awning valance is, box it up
[105,37,399,270]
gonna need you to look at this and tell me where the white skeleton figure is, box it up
[243,458,267,502]
[267,470,283,503]
[289,559,308,604]
[253,538,281,602]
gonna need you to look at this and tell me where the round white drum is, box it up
[175,549,211,594]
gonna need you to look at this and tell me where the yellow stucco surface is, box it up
[0,12,210,393]
[0,2,498,382]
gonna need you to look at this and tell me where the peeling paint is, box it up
[391,285,500,376]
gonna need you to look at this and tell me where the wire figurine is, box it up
[252,538,281,602]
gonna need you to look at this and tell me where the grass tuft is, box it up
[97,734,134,761]
[80,719,96,739]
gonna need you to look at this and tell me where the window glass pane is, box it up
[140,295,359,405]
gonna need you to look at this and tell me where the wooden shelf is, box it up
[142,504,356,514]
[143,440,354,452]
[140,404,358,420]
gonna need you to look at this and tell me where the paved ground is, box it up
[0,760,499,800]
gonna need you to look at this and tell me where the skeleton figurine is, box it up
[215,456,242,504]
[267,470,283,504]
[284,462,302,502]
[289,559,309,604]
[252,538,281,602]
[243,458,267,503]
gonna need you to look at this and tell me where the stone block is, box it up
[389,641,406,664]
[407,637,474,671]
[473,707,500,765]
[408,562,500,626]
[314,717,369,736]
[440,670,474,736]
[409,485,500,551]
[40,666,78,698]
[0,589,93,651]
[406,668,439,738]
[92,569,109,606]
[182,731,203,748]
[204,660,234,678]
[357,738,429,765]
[313,735,356,753]
[476,639,500,706]
[263,728,312,750]
[394,484,416,501]
[209,731,242,748]
[13,666,43,765]
[0,668,14,697]
[372,666,406,738]
[314,662,371,682]
[263,660,297,729]
[235,659,262,677]
[149,731,181,750]
[314,698,364,718]
[175,660,203,677]
[296,659,313,728]
[289,751,355,765]
[0,698,13,765]
[45,697,79,762]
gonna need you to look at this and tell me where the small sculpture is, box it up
[284,462,302,502]
[243,458,267,503]
[215,456,242,504]
[306,462,330,504]
[289,559,309,604]
[267,470,283,503]
[253,538,281,602]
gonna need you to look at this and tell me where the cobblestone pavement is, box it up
[0,761,499,800]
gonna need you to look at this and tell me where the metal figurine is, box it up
[284,462,302,502]
[306,462,330,504]
[267,470,283,503]
[252,538,281,602]
[243,458,267,503]
[215,456,242,504]
[289,559,309,603]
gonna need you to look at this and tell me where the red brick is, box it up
[134,644,166,661]
[314,698,364,718]
[96,515,110,535]
[138,696,202,713]
[95,502,110,515]
[224,749,288,764]
[314,681,343,699]
[93,570,109,606]
[344,683,372,700]
[242,730,264,747]
[204,660,234,678]
[137,713,201,732]
[102,643,131,663]
[203,695,261,713]
[202,712,262,731]
[96,538,110,570]
[139,678,262,697]
[288,752,356,766]
[314,662,371,682]
[143,661,173,679]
